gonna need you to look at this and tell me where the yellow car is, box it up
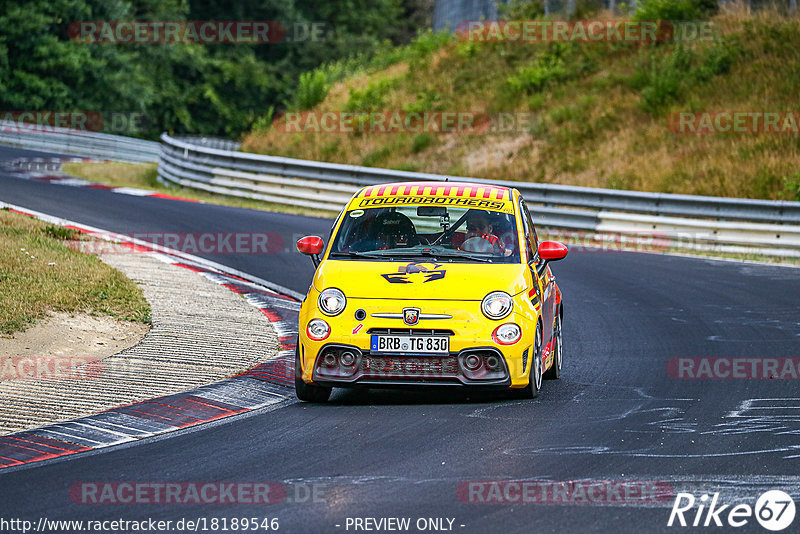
[294,181,568,402]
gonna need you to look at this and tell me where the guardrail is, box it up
[2,124,795,257]
[0,120,159,162]
[158,133,800,257]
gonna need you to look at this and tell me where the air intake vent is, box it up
[367,328,454,336]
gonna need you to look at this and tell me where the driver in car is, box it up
[351,211,419,251]
[460,210,506,255]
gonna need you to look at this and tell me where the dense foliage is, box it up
[242,4,800,201]
[0,0,433,138]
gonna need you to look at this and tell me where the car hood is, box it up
[313,260,528,300]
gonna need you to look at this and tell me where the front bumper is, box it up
[298,298,537,389]
[308,342,512,387]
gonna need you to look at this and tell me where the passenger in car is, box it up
[459,210,506,255]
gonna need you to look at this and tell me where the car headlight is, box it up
[307,318,331,341]
[318,288,346,316]
[481,291,513,320]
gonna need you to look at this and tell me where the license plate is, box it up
[370,335,449,355]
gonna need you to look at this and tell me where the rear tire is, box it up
[512,323,543,399]
[294,343,332,403]
[544,312,562,380]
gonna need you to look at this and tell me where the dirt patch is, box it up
[0,311,149,370]
[462,135,534,176]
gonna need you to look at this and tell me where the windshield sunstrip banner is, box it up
[357,195,508,211]
[359,183,509,200]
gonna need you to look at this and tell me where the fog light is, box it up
[464,354,482,371]
[340,351,356,367]
[307,318,330,341]
[492,323,521,345]
[323,353,338,367]
[485,355,500,370]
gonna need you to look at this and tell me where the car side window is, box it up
[328,208,345,243]
[519,198,539,265]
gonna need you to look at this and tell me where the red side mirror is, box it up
[297,235,324,255]
[538,241,568,261]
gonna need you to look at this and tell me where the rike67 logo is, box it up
[668,490,796,531]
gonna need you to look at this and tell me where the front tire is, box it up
[294,343,331,403]
[544,312,562,380]
[513,323,543,399]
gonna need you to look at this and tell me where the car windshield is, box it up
[329,206,520,263]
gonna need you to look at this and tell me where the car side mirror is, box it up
[297,235,324,267]
[538,241,568,262]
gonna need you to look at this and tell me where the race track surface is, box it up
[1,151,799,533]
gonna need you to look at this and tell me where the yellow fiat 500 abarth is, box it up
[294,181,567,402]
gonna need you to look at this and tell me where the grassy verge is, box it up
[61,161,161,190]
[242,6,800,201]
[0,209,151,336]
[61,161,331,218]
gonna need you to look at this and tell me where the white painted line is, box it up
[111,187,157,196]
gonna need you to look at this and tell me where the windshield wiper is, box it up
[329,251,389,260]
[387,249,493,263]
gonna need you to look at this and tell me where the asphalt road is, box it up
[1,148,799,533]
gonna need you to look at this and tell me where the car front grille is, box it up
[360,354,460,380]
[367,328,455,336]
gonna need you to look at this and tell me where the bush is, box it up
[407,30,452,62]
[634,0,718,21]
[500,0,603,17]
[634,41,739,114]
[345,78,395,112]
[783,173,800,201]
[44,225,80,240]
[411,133,433,153]
[251,106,275,132]
[696,41,737,81]
[499,0,545,19]
[403,91,443,113]
[362,147,391,166]
[507,44,570,94]
[291,71,331,110]
[638,46,693,113]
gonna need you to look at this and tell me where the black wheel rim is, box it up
[555,316,562,373]
[534,327,542,390]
